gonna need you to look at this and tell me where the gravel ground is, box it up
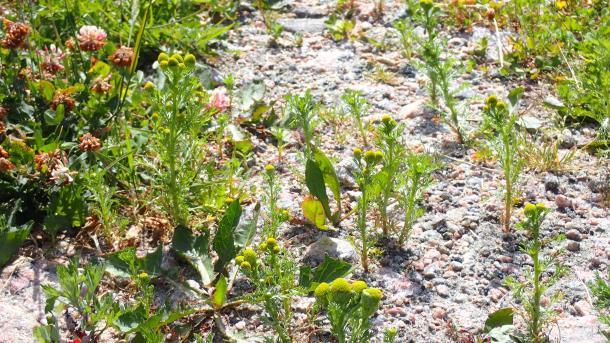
[1,0,609,342]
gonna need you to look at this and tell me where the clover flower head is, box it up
[109,46,134,68]
[50,91,75,113]
[207,87,230,113]
[91,74,112,94]
[38,44,65,77]
[1,19,30,49]
[79,133,102,152]
[76,25,107,51]
[50,163,76,186]
[0,146,8,158]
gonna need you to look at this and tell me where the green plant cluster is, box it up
[314,278,383,343]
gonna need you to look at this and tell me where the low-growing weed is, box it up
[505,203,567,343]
[314,278,383,343]
[342,89,370,147]
[481,91,524,233]
[397,153,437,245]
[237,239,300,342]
[353,149,383,272]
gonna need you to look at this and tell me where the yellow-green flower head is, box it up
[235,255,245,264]
[157,52,169,63]
[535,202,546,210]
[352,280,368,293]
[524,202,536,216]
[486,95,498,107]
[353,148,363,158]
[330,278,353,304]
[482,105,490,112]
[374,150,384,163]
[314,282,330,299]
[381,114,392,124]
[159,60,169,69]
[266,237,277,246]
[171,53,184,63]
[184,53,196,67]
[259,242,268,251]
[361,288,383,316]
[240,261,251,269]
[138,272,149,280]
[178,62,186,69]
[272,245,280,254]
[364,150,377,164]
[167,57,179,67]
[243,248,257,265]
[143,81,155,91]
[265,164,275,172]
[420,0,434,10]
[496,101,507,111]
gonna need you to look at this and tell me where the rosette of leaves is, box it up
[313,278,384,343]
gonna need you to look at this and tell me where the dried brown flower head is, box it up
[0,146,8,158]
[1,19,30,49]
[109,46,134,68]
[0,157,14,172]
[50,91,75,113]
[91,74,112,94]
[79,133,101,152]
[34,149,62,172]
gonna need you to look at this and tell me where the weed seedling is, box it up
[150,52,211,226]
[342,89,370,146]
[374,115,406,236]
[397,153,436,244]
[505,203,567,343]
[481,92,524,233]
[353,149,383,272]
[237,239,300,342]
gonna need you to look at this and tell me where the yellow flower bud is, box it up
[353,148,362,158]
[352,280,367,293]
[157,52,169,63]
[184,53,196,67]
[265,164,275,172]
[240,261,251,269]
[235,255,245,264]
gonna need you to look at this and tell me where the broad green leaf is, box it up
[484,307,514,333]
[507,87,524,108]
[115,305,147,333]
[312,147,342,220]
[212,275,228,309]
[299,255,352,290]
[213,200,242,272]
[0,222,32,268]
[233,203,260,249]
[301,197,327,230]
[105,245,163,278]
[488,325,517,343]
[305,159,332,220]
[172,225,214,286]
[37,81,55,102]
[238,81,266,111]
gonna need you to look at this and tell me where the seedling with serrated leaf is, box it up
[481,89,524,233]
[236,238,300,343]
[397,152,437,245]
[353,148,383,273]
[505,203,567,343]
[342,89,370,146]
[374,115,406,236]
